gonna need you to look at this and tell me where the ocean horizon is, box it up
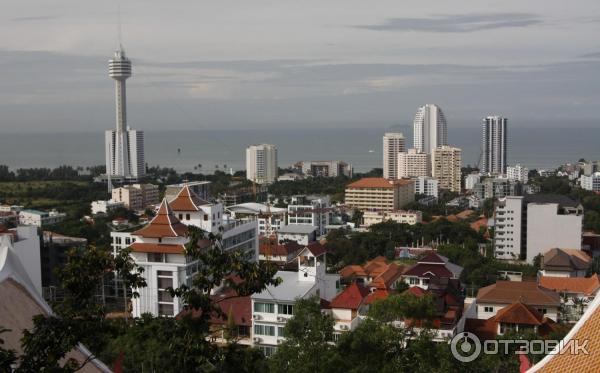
[0,127,598,173]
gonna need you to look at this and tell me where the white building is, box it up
[0,225,42,296]
[494,196,524,261]
[481,116,508,175]
[251,244,339,355]
[397,149,430,178]
[91,200,125,215]
[464,173,481,191]
[278,225,318,246]
[226,202,287,236]
[414,176,439,198]
[105,48,145,179]
[413,104,448,155]
[165,181,211,201]
[18,209,66,227]
[494,195,583,263]
[580,172,600,192]
[383,132,406,180]
[294,160,352,178]
[287,195,331,236]
[246,144,278,184]
[507,164,529,184]
[362,210,422,227]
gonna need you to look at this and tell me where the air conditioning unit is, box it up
[253,314,262,320]
[253,337,262,343]
[277,339,284,344]
[340,324,349,330]
[277,316,286,322]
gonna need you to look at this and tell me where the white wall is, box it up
[526,204,582,263]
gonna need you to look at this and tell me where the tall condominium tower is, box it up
[413,104,448,154]
[383,132,406,179]
[246,144,278,184]
[432,146,462,193]
[481,116,507,175]
[105,47,145,178]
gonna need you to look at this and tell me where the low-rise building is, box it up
[277,225,318,245]
[345,178,415,212]
[226,202,287,236]
[327,283,370,336]
[91,200,125,215]
[165,181,211,201]
[475,281,561,322]
[580,172,600,192]
[18,209,66,227]
[474,177,522,200]
[362,210,422,227]
[464,173,481,191]
[339,256,404,292]
[507,164,529,184]
[538,275,600,322]
[294,160,352,178]
[538,248,591,278]
[112,183,160,211]
[414,176,439,198]
[402,252,463,289]
[258,241,302,265]
[250,244,339,355]
[287,195,331,236]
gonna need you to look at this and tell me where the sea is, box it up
[0,127,599,173]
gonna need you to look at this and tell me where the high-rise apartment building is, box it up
[246,144,278,184]
[397,149,430,178]
[105,47,145,179]
[413,104,447,155]
[432,146,461,193]
[345,178,415,212]
[414,176,439,198]
[482,116,508,175]
[383,133,406,179]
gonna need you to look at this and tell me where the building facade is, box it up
[507,164,529,184]
[362,210,422,227]
[246,144,278,184]
[413,104,448,155]
[397,149,430,178]
[580,172,600,192]
[345,178,415,212]
[294,160,352,178]
[18,209,66,227]
[474,178,522,200]
[383,132,406,179]
[112,183,159,211]
[414,176,439,198]
[481,116,508,175]
[287,195,331,236]
[432,146,461,193]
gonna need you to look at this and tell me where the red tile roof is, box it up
[129,242,186,254]
[418,252,446,264]
[492,301,545,325]
[346,177,413,189]
[370,263,404,290]
[539,275,600,296]
[259,241,302,257]
[305,242,326,257]
[132,199,188,238]
[477,281,561,307]
[403,263,453,278]
[405,286,427,297]
[339,265,368,278]
[364,289,389,305]
[168,184,208,212]
[329,283,370,310]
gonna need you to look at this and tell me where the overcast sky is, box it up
[1,0,599,133]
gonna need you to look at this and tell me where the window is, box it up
[148,253,165,262]
[278,304,294,315]
[484,306,494,313]
[332,332,341,342]
[179,214,183,220]
[409,277,419,285]
[278,326,285,338]
[254,324,275,336]
[204,215,208,221]
[158,303,174,316]
[258,346,276,357]
[254,302,275,313]
[186,213,190,220]
[538,308,547,314]
[157,271,174,316]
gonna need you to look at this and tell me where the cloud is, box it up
[579,51,600,58]
[354,13,542,33]
[11,15,58,22]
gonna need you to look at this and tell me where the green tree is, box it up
[270,297,336,373]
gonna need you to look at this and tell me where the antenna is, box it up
[117,3,123,50]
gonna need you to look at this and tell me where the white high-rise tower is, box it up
[481,116,508,175]
[105,47,145,179]
[413,104,447,154]
[246,144,278,184]
[383,133,406,179]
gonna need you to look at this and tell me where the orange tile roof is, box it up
[477,281,560,307]
[329,282,370,310]
[168,184,208,212]
[370,263,404,290]
[539,275,600,296]
[492,302,545,325]
[132,199,188,238]
[346,177,413,189]
[470,217,488,232]
[340,265,368,278]
[364,289,389,305]
[529,295,600,372]
[129,242,186,254]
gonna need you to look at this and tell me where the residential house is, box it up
[538,248,591,278]
[402,252,463,289]
[277,224,318,245]
[538,275,600,322]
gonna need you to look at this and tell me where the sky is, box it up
[1,0,599,133]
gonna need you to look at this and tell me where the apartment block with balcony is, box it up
[287,195,331,236]
[345,178,414,212]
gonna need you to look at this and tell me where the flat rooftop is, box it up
[251,270,316,302]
